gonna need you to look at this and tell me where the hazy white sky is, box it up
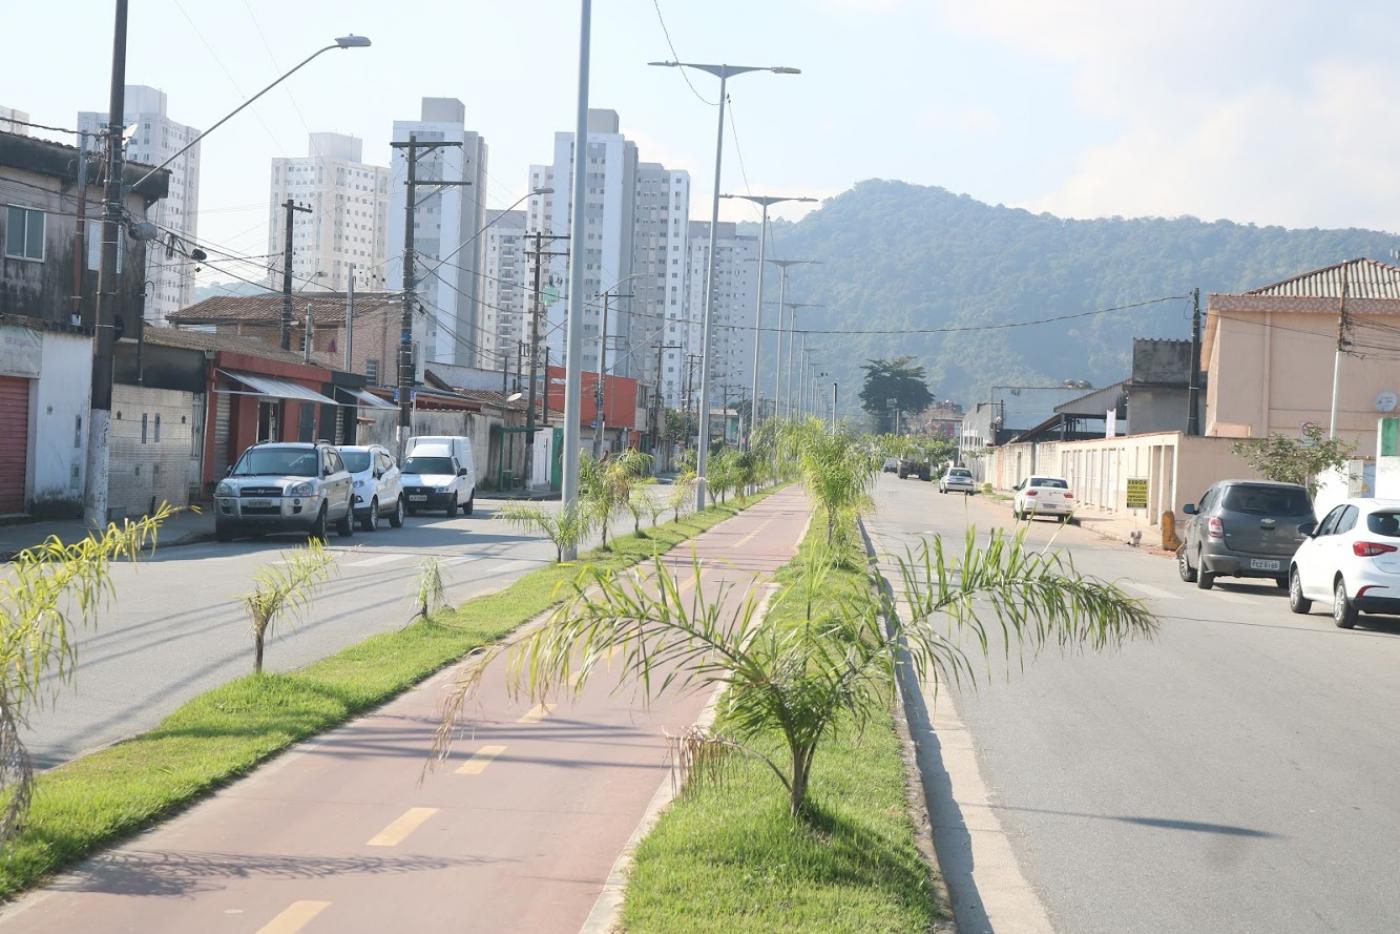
[9,0,1400,282]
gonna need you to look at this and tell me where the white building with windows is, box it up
[0,106,29,135]
[479,209,527,375]
[632,162,691,406]
[387,98,488,367]
[685,221,759,409]
[78,86,199,325]
[266,133,388,296]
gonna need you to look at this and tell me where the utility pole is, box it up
[279,198,312,350]
[71,130,95,326]
[1186,286,1201,436]
[542,346,551,426]
[389,133,468,456]
[1330,264,1351,439]
[523,231,567,489]
[303,303,314,363]
[82,0,127,530]
[831,380,838,428]
[594,287,633,458]
[344,263,355,371]
[653,341,682,468]
[784,302,823,418]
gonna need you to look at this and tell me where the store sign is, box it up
[1126,477,1149,510]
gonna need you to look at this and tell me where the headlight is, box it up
[286,481,316,497]
[353,479,364,488]
[437,485,453,493]
[215,481,234,497]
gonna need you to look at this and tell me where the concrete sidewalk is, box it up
[979,489,1179,556]
[0,506,216,561]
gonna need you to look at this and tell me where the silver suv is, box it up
[215,442,355,542]
[1178,480,1314,590]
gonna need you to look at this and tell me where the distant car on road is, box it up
[337,444,404,531]
[215,441,355,542]
[940,467,976,494]
[1012,475,1075,521]
[882,457,899,474]
[897,457,931,481]
[1178,480,1312,591]
[1289,498,1400,628]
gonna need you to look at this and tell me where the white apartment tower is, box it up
[632,163,691,406]
[479,209,527,374]
[267,133,389,294]
[0,106,30,135]
[526,109,637,377]
[78,86,199,324]
[387,98,489,367]
[685,221,759,409]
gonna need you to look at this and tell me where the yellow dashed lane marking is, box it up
[257,900,331,934]
[733,517,775,550]
[366,807,438,847]
[456,744,507,775]
[518,702,553,724]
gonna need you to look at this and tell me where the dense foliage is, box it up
[860,357,934,427]
[1232,423,1356,496]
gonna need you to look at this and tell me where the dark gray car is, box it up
[1177,480,1315,590]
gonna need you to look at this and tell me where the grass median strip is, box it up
[618,512,945,934]
[0,489,774,901]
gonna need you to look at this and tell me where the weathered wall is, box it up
[28,329,90,515]
[109,384,195,517]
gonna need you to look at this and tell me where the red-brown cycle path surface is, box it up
[0,487,811,934]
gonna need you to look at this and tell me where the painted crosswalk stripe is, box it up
[1125,581,1180,600]
[517,703,553,724]
[344,553,409,568]
[257,900,331,933]
[456,744,507,775]
[366,807,438,847]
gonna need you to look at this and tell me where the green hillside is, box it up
[745,179,1397,415]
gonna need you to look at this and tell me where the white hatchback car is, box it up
[1289,498,1400,628]
[940,467,976,494]
[1012,475,1076,522]
[336,444,405,532]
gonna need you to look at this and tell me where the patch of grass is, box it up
[619,512,944,933]
[0,489,775,901]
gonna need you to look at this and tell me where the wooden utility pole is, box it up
[279,198,312,350]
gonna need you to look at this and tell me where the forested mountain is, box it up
[747,180,1397,414]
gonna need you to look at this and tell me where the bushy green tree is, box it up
[1232,423,1355,496]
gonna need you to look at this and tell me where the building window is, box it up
[366,358,380,384]
[140,413,148,444]
[154,413,161,442]
[5,205,44,260]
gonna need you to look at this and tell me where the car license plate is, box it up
[1249,558,1281,571]
[246,499,272,508]
[409,495,428,502]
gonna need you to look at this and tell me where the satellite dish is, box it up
[1376,390,1398,413]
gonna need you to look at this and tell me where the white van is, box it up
[401,436,477,517]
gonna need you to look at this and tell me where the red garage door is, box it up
[0,376,30,513]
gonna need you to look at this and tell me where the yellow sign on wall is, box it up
[1126,477,1149,510]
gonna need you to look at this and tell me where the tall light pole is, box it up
[719,193,816,445]
[560,0,593,559]
[765,259,818,422]
[784,301,823,418]
[650,60,800,510]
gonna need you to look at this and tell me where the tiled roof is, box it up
[142,326,319,366]
[167,291,401,326]
[1244,258,1400,299]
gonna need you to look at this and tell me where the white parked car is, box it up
[401,435,477,517]
[1012,475,1076,522]
[940,467,976,494]
[1289,498,1400,628]
[337,444,404,531]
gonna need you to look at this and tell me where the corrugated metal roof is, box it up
[167,292,401,325]
[142,325,311,365]
[1245,258,1400,299]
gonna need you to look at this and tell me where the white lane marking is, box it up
[1214,591,1255,605]
[343,553,410,568]
[1125,581,1180,601]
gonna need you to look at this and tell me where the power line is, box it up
[0,116,79,135]
[649,0,717,106]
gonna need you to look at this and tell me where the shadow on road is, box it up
[987,805,1280,839]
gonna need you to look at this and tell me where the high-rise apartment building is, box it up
[526,109,638,377]
[0,106,29,135]
[387,98,488,367]
[479,209,527,374]
[685,221,759,409]
[632,162,691,406]
[267,133,389,295]
[78,86,199,324]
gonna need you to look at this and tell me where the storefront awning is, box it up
[340,386,396,410]
[217,369,339,406]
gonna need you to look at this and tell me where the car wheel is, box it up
[1177,547,1197,582]
[1195,549,1215,590]
[216,522,235,543]
[1333,578,1358,629]
[445,494,457,518]
[389,496,404,528]
[361,498,378,532]
[309,504,329,543]
[336,505,354,538]
[464,492,474,516]
[1288,567,1311,614]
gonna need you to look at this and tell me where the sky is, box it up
[8,0,1400,286]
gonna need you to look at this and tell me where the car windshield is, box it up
[232,448,318,477]
[1366,511,1400,538]
[1031,478,1068,488]
[339,451,372,473]
[402,456,454,475]
[950,470,971,477]
[1222,485,1311,516]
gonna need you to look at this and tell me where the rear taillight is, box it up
[1353,541,1398,557]
[1207,516,1224,540]
[1025,490,1038,497]
[1064,492,1074,499]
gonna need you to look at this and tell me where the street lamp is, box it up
[783,301,823,418]
[764,259,819,419]
[720,193,816,445]
[131,35,371,191]
[650,60,800,510]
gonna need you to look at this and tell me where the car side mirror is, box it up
[457,467,469,477]
[322,466,333,478]
[1183,503,1197,515]
[1299,522,1316,537]
[225,465,234,476]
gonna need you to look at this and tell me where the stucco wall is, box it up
[28,330,91,515]
[109,384,196,517]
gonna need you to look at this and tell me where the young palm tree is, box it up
[244,540,337,675]
[668,470,698,522]
[0,507,171,840]
[411,556,448,623]
[497,503,593,563]
[434,526,1154,816]
[796,427,879,547]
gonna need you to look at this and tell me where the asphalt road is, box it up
[867,475,1400,934]
[22,496,662,767]
[0,487,811,934]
